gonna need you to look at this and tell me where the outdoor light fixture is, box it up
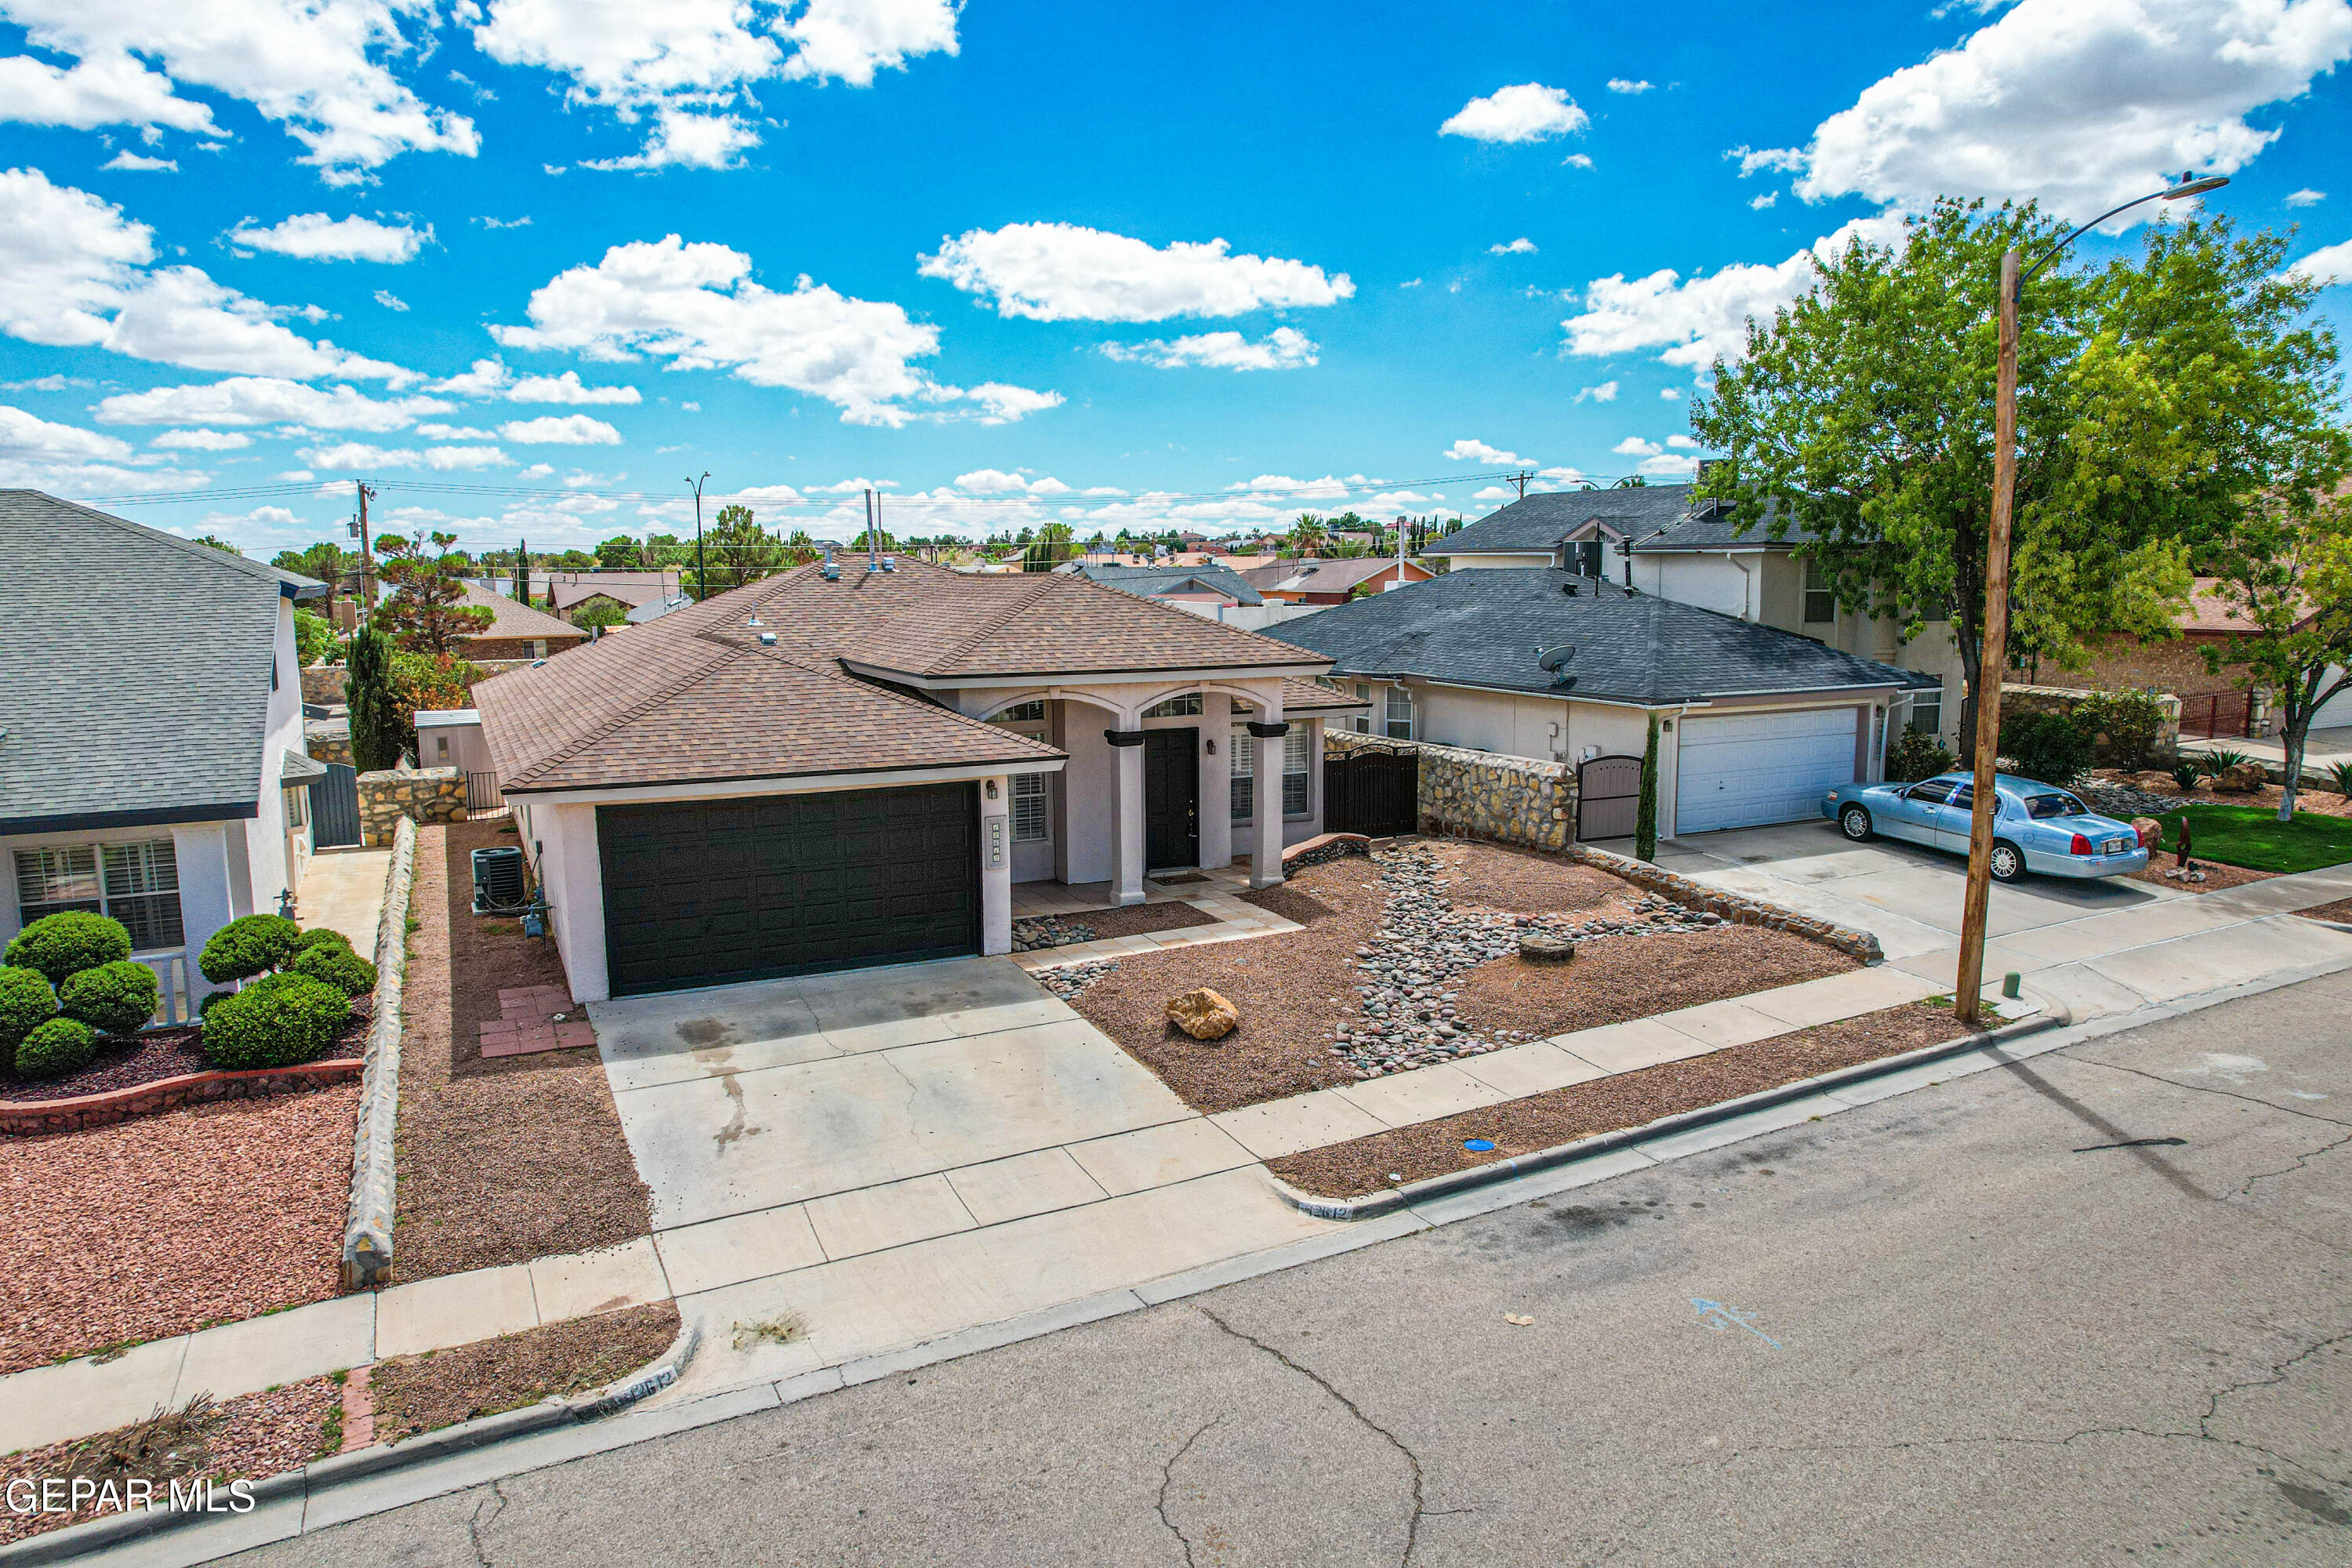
[1951,170,2230,1027]
[985,779,999,800]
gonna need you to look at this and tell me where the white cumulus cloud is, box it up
[2285,187,2326,205]
[0,0,478,180]
[498,413,622,444]
[507,370,641,404]
[0,403,135,463]
[491,234,1054,425]
[778,0,959,85]
[375,289,408,310]
[1444,439,1529,465]
[1439,82,1588,143]
[1574,381,1618,403]
[95,376,452,430]
[1606,78,1653,94]
[150,427,252,450]
[100,151,179,172]
[2284,238,2352,286]
[228,212,431,263]
[1488,237,1537,255]
[1796,0,2352,223]
[919,222,1354,322]
[1099,326,1317,371]
[302,441,511,470]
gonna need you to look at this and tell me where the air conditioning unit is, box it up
[471,846,527,914]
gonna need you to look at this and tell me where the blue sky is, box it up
[1,0,2347,555]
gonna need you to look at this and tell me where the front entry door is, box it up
[1143,728,1200,869]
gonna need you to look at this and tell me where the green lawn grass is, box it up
[2143,804,2352,873]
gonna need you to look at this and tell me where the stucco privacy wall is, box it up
[1327,729,1577,851]
[358,767,465,846]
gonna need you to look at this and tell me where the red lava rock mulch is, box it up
[0,1089,361,1375]
[394,821,651,1282]
[1062,840,1859,1116]
[1018,902,1218,949]
[1268,1001,1973,1199]
[2296,898,2352,925]
[367,1302,680,1443]
[0,1378,343,1544]
[0,1003,368,1105]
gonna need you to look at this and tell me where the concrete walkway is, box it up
[9,842,2349,1461]
[296,848,390,951]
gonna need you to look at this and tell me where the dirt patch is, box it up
[368,1301,680,1443]
[0,1087,358,1374]
[1269,1001,1973,1199]
[1,1005,367,1104]
[392,821,651,1281]
[0,1379,343,1544]
[1063,840,1859,1115]
[2124,859,2277,894]
[2297,898,2352,925]
[1014,902,1217,949]
[1449,925,1856,1042]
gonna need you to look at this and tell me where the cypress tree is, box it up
[346,626,409,772]
[513,540,531,606]
[1635,713,1661,862]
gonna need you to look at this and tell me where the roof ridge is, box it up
[1054,570,1322,660]
[5,488,318,593]
[924,569,1064,673]
[500,636,744,789]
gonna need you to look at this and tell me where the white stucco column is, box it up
[1110,725,1147,906]
[170,822,238,1000]
[979,775,1012,954]
[1249,693,1287,890]
[1198,695,1233,869]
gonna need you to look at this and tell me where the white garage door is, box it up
[1675,708,1860,834]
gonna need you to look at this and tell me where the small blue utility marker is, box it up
[1464,1138,1496,1152]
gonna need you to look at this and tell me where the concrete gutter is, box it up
[0,1315,699,1566]
[341,816,414,1290]
[1268,1004,2070,1222]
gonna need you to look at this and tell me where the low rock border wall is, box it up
[0,1058,363,1136]
[1568,842,1884,964]
[343,815,415,1289]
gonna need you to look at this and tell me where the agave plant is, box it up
[2196,746,2252,772]
[2169,758,2204,791]
[2325,759,2352,800]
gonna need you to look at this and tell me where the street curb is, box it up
[0,1311,699,1566]
[340,818,414,1290]
[1265,1005,2071,1221]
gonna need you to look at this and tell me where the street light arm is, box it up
[2018,176,2231,288]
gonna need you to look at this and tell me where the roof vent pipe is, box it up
[820,545,840,582]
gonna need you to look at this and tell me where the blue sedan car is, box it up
[1820,771,2150,883]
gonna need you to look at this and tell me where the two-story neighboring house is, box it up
[1424,484,1962,748]
[1,492,329,1018]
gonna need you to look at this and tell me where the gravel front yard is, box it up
[2299,898,2352,924]
[394,821,652,1281]
[0,1089,359,1375]
[1268,1000,1970,1198]
[1012,902,1215,951]
[367,1301,680,1443]
[1062,840,1859,1115]
[0,1378,342,1544]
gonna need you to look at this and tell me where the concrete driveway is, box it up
[586,958,1338,1396]
[1643,818,2352,1021]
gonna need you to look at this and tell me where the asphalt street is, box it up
[237,968,2352,1567]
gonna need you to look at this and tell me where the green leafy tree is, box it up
[346,626,408,771]
[274,541,348,585]
[1692,202,2342,746]
[376,532,493,657]
[1022,522,1076,572]
[692,504,793,597]
[512,539,532,606]
[572,600,629,632]
[594,535,644,570]
[2201,482,2352,818]
[191,534,244,555]
[292,607,342,666]
[1288,514,1327,557]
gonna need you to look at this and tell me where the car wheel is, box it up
[1839,804,1872,841]
[1989,841,2025,883]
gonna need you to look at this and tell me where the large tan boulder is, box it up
[2131,816,2162,848]
[2212,761,2267,794]
[1165,987,1240,1041]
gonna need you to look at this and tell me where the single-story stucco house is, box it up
[1064,561,1266,609]
[1,492,328,1019]
[469,557,1367,1000]
[452,582,590,661]
[1276,566,1938,841]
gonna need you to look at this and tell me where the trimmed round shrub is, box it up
[57,960,158,1037]
[0,965,56,1052]
[4,911,132,986]
[15,1016,95,1080]
[199,972,351,1069]
[198,914,302,985]
[197,988,233,1018]
[291,927,355,957]
[289,942,376,998]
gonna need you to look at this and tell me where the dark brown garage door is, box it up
[597,784,979,996]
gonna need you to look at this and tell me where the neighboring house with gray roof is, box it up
[1429,482,1963,750]
[1,491,329,1018]
[1063,561,1264,608]
[1277,567,1937,839]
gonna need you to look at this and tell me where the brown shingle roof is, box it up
[455,582,587,643]
[475,558,1328,793]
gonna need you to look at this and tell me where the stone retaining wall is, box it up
[358,766,464,846]
[0,1058,363,1135]
[1326,730,1578,851]
[343,815,414,1288]
[304,722,353,768]
[1569,842,1884,964]
[1283,831,1371,872]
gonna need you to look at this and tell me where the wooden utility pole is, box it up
[1952,247,2020,1027]
[1512,470,1534,501]
[356,481,376,614]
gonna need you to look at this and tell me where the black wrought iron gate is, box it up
[1323,748,1418,837]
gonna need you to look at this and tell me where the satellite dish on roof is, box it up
[1537,644,1576,673]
